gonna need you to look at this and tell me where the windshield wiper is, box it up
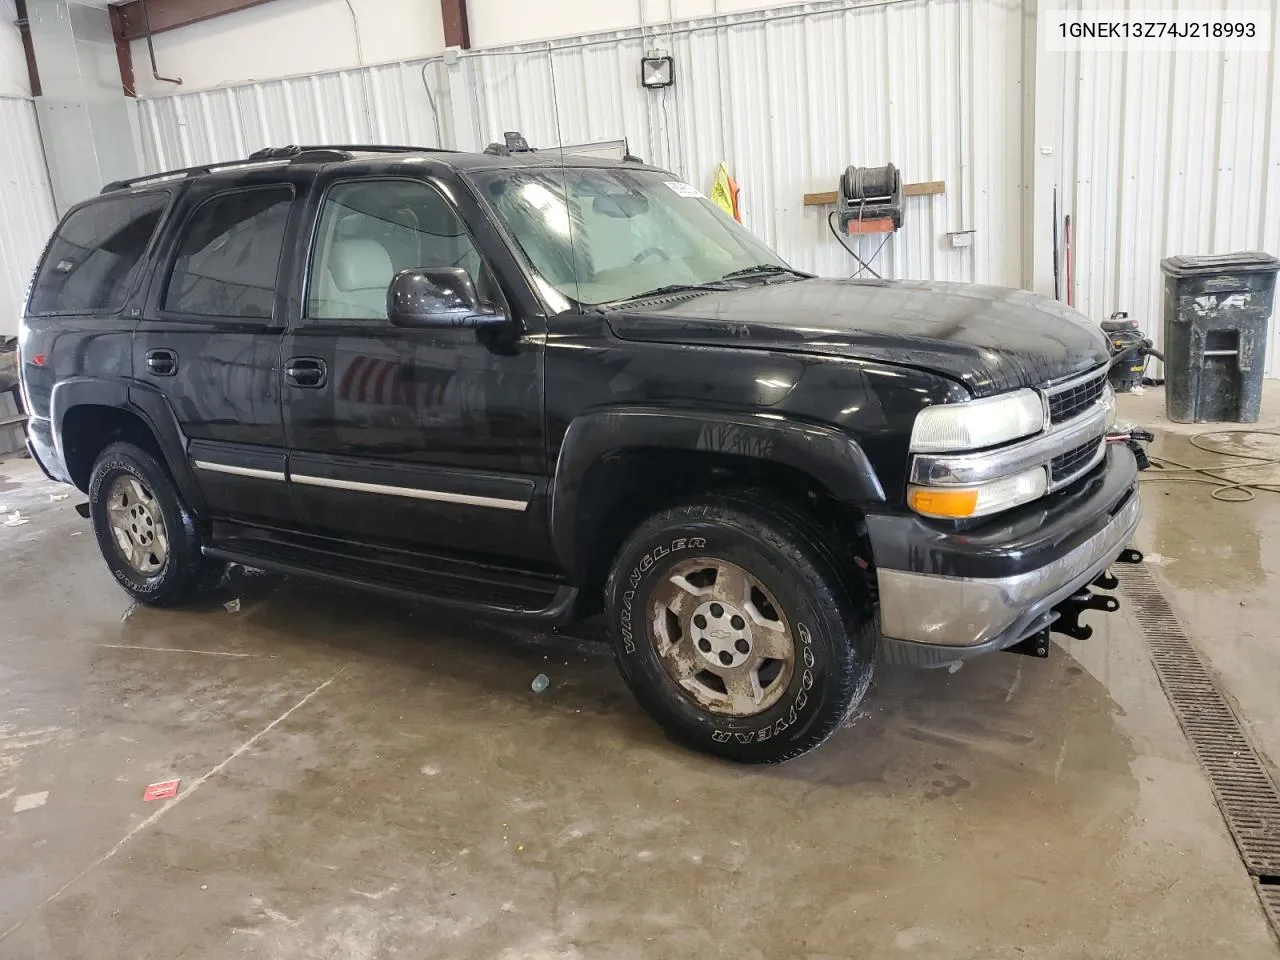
[719,264,811,281]
[604,281,739,307]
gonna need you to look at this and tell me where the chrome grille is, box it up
[1050,436,1104,484]
[1046,367,1108,424]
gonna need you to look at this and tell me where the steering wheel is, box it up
[631,246,672,265]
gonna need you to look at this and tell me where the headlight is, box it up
[908,466,1048,519]
[909,389,1044,452]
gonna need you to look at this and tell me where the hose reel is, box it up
[830,161,902,279]
[837,163,902,233]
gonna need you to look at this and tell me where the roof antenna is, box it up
[547,44,583,313]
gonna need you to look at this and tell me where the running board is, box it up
[203,537,577,625]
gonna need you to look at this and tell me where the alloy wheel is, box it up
[105,474,169,576]
[648,557,796,715]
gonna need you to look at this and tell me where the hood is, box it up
[604,278,1110,396]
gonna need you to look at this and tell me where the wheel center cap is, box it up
[689,600,753,669]
[128,505,155,545]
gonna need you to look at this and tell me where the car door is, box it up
[280,170,550,565]
[133,173,304,525]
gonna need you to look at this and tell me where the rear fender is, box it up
[50,377,205,512]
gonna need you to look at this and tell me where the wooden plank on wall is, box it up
[802,180,946,206]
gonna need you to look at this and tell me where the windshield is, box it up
[471,166,790,306]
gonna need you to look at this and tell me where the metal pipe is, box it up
[343,0,375,134]
[343,0,365,64]
[419,61,444,148]
[140,0,182,85]
[955,0,965,239]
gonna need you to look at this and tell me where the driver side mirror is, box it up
[387,267,507,329]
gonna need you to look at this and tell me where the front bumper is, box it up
[869,444,1140,668]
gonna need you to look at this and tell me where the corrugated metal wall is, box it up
[0,97,57,338]
[138,59,449,169]
[137,0,1031,287]
[1061,0,1280,376]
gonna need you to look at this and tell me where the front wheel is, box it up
[88,441,224,606]
[605,495,877,763]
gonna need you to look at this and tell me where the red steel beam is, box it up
[108,4,138,97]
[13,0,41,96]
[115,0,472,55]
[440,0,470,49]
[112,0,280,41]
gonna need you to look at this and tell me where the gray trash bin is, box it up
[1160,251,1279,423]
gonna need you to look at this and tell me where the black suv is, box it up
[19,144,1142,763]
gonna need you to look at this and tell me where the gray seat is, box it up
[316,238,394,319]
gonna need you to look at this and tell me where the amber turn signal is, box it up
[907,486,979,518]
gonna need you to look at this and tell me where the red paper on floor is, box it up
[142,779,180,802]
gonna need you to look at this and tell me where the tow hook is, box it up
[1007,560,1135,660]
[1006,430,1149,662]
[1050,585,1120,641]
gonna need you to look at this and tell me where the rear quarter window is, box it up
[27,191,169,317]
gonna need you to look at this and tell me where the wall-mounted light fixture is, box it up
[641,51,674,89]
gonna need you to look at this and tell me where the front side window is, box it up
[28,191,169,316]
[308,179,490,321]
[164,186,293,319]
[471,167,788,306]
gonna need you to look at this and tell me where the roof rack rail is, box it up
[100,156,290,194]
[101,143,458,193]
[248,144,459,159]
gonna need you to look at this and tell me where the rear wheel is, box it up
[88,442,224,606]
[605,494,876,763]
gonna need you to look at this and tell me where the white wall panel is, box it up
[136,0,1030,287]
[1060,0,1280,376]
[469,0,816,50]
[0,0,33,98]
[130,0,446,97]
[0,97,58,337]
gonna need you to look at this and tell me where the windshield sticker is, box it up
[664,180,704,199]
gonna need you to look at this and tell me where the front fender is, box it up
[550,406,885,575]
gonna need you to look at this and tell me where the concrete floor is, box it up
[2,390,1279,959]
[1123,382,1280,783]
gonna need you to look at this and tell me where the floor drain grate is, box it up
[1119,565,1280,886]
[1259,881,1280,933]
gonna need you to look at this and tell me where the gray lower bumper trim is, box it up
[878,491,1141,652]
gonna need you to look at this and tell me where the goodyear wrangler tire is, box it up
[88,442,224,607]
[605,495,876,763]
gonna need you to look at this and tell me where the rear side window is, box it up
[163,186,293,319]
[27,192,168,316]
